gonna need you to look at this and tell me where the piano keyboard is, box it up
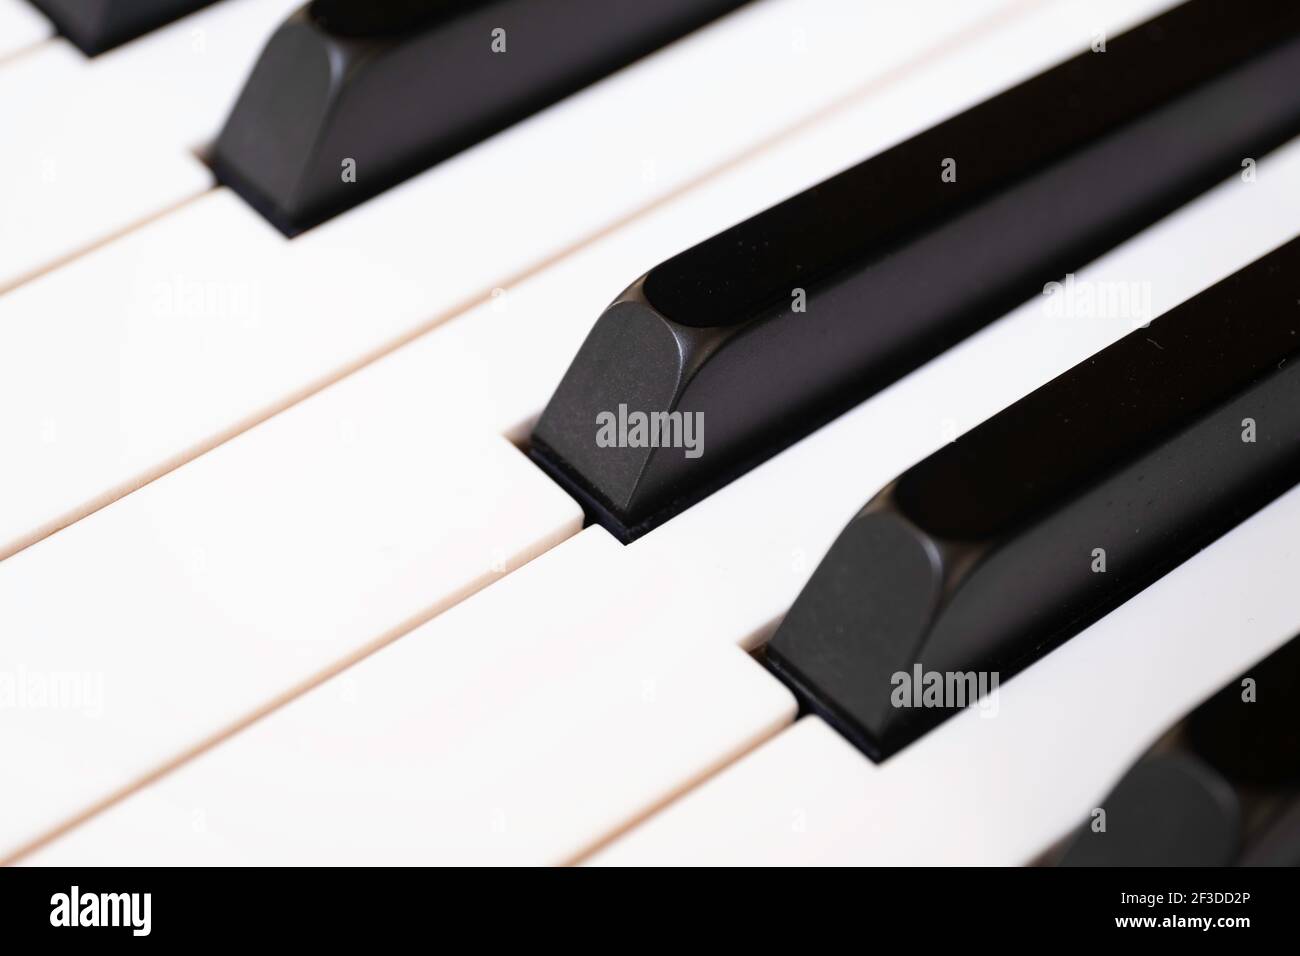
[4,0,1300,871]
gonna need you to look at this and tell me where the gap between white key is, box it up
[17,0,1283,867]
[0,0,1050,563]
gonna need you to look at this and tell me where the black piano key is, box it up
[29,0,215,56]
[1057,754,1241,867]
[764,236,1300,760]
[530,0,1300,542]
[1240,800,1300,867]
[212,0,751,235]
[1058,635,1300,866]
[1185,628,1300,787]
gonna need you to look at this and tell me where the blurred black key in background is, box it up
[213,0,751,235]
[1057,635,1300,866]
[30,0,215,55]
[531,0,1300,541]
[1058,754,1242,867]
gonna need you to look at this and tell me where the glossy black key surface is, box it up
[212,0,751,235]
[29,0,215,55]
[1058,636,1300,866]
[764,236,1300,761]
[530,0,1300,542]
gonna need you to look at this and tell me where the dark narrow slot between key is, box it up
[1045,633,1300,866]
[512,426,613,536]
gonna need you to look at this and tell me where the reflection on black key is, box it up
[531,0,1300,542]
[1058,635,1300,866]
[30,0,215,56]
[764,236,1300,761]
[213,0,751,235]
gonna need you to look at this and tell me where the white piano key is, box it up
[19,529,796,865]
[588,716,877,866]
[26,25,1293,869]
[589,480,1300,866]
[0,351,581,860]
[0,0,301,293]
[0,0,1172,561]
[17,0,1245,865]
[0,0,51,62]
[89,0,303,148]
[0,42,211,293]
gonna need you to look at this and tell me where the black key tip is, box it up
[530,276,719,541]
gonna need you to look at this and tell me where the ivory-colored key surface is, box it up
[0,0,300,293]
[589,482,1300,865]
[0,0,52,62]
[0,360,581,860]
[19,531,796,865]
[24,81,1299,866]
[0,0,1174,563]
[7,0,1116,859]
[0,0,1066,858]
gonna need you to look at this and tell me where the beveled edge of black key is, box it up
[764,234,1300,762]
[531,267,926,543]
[530,273,853,543]
[27,0,108,55]
[762,482,982,761]
[528,274,702,542]
[209,7,369,238]
[216,0,759,237]
[30,0,217,57]
[213,3,472,237]
[208,149,307,239]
